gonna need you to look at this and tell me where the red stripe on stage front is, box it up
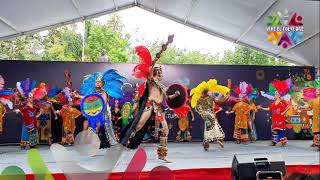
[24,164,320,180]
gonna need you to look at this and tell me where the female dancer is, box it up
[190,79,230,151]
[33,83,58,145]
[79,69,125,148]
[15,78,42,149]
[259,79,292,146]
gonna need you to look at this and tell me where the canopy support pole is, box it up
[82,20,85,62]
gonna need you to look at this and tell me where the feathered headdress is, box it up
[248,87,259,100]
[16,78,36,98]
[261,78,294,101]
[190,79,230,108]
[58,87,72,104]
[235,82,253,97]
[80,69,125,99]
[103,69,126,99]
[234,81,259,100]
[81,72,103,96]
[133,46,153,80]
[33,83,47,100]
[47,84,60,99]
[33,82,60,102]
[303,80,319,101]
[0,75,14,109]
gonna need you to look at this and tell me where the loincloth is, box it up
[145,100,165,122]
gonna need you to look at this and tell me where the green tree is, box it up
[0,14,290,66]
[141,40,220,65]
[220,45,288,66]
[0,34,42,60]
[42,25,82,61]
[84,19,129,62]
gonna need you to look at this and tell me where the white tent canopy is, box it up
[0,0,319,66]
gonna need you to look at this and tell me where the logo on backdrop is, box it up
[266,9,304,49]
[165,109,179,121]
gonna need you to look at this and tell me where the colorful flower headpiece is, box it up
[235,81,253,97]
[303,80,319,101]
[234,81,259,100]
[190,79,230,108]
[261,78,294,101]
[58,87,72,104]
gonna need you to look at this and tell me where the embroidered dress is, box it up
[60,106,81,144]
[232,101,252,142]
[19,103,39,147]
[195,96,225,143]
[269,101,288,144]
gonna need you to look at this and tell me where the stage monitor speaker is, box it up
[231,153,286,180]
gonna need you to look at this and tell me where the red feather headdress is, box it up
[33,83,47,100]
[132,46,153,80]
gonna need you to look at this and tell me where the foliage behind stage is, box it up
[0,60,315,144]
[0,16,288,66]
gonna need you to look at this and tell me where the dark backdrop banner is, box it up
[0,60,315,144]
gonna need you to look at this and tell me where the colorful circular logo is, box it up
[81,93,105,117]
[266,10,304,49]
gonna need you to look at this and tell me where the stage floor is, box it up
[0,140,319,174]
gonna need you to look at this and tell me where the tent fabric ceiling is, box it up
[0,0,319,67]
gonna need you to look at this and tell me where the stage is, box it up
[0,140,319,179]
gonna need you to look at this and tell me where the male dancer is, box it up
[121,35,188,162]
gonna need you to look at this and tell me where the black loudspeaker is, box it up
[231,154,286,180]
